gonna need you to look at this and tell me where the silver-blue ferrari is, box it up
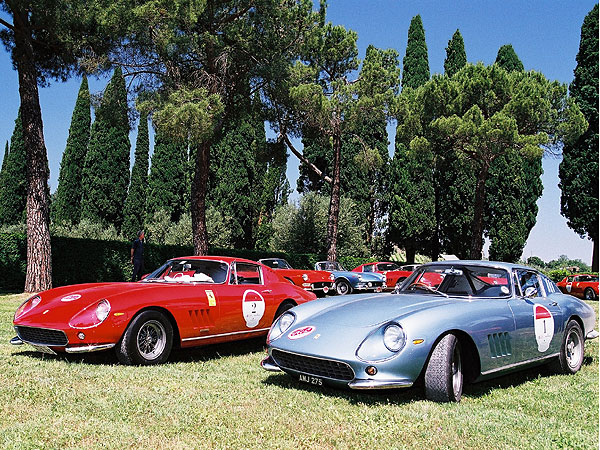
[262,261,598,402]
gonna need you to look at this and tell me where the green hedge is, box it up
[0,233,375,291]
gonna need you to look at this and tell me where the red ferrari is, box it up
[258,258,334,297]
[352,261,413,291]
[557,274,598,300]
[11,256,317,365]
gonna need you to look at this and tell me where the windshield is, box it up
[144,259,229,284]
[377,263,400,271]
[399,264,511,298]
[316,261,345,271]
[260,259,292,269]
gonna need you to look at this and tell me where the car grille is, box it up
[311,282,332,289]
[15,326,68,346]
[272,349,355,381]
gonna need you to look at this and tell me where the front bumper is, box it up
[10,335,116,354]
[302,282,333,293]
[354,282,385,292]
[586,329,599,340]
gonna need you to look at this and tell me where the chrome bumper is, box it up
[261,356,282,372]
[10,336,115,354]
[586,329,599,340]
[349,379,413,390]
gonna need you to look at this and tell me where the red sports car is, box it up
[258,258,334,297]
[11,256,317,365]
[557,274,598,300]
[352,261,413,291]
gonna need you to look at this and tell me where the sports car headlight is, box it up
[329,273,335,281]
[302,274,309,281]
[68,299,111,329]
[383,324,406,352]
[14,295,41,320]
[268,312,295,343]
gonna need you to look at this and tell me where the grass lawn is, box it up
[1,293,598,450]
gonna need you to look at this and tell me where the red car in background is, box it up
[557,274,598,300]
[352,261,414,291]
[259,258,334,297]
[11,256,317,365]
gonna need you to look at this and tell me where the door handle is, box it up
[549,301,558,307]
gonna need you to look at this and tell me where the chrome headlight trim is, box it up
[268,312,296,343]
[383,323,406,352]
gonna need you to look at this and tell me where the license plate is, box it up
[299,374,323,386]
[31,344,57,355]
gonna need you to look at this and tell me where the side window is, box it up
[363,265,374,273]
[516,270,544,297]
[230,262,262,285]
[542,276,559,294]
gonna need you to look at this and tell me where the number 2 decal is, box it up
[242,290,265,328]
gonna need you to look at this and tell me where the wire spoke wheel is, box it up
[136,320,167,361]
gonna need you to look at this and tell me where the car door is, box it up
[508,269,562,362]
[219,261,274,335]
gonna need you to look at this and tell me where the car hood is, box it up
[14,282,171,324]
[299,293,457,328]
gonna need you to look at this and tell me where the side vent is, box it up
[189,309,214,327]
[488,332,512,358]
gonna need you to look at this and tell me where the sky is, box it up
[0,0,597,264]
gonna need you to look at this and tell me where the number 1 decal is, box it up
[534,304,554,352]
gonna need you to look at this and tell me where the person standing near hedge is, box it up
[131,230,145,281]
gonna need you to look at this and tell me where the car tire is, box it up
[424,333,463,402]
[335,279,352,295]
[552,320,584,375]
[273,301,295,323]
[584,288,596,300]
[116,310,173,365]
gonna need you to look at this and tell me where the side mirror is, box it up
[524,286,538,298]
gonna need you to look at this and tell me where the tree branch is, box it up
[279,131,332,184]
[0,17,15,31]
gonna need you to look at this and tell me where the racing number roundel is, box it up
[242,290,265,328]
[534,304,554,352]
[288,326,315,340]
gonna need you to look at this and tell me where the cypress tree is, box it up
[0,111,27,226]
[146,128,186,223]
[51,75,91,225]
[122,115,150,240]
[1,141,8,172]
[80,68,131,230]
[402,15,430,89]
[560,4,599,270]
[444,29,467,77]
[495,44,524,72]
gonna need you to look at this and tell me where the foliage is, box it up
[51,76,91,225]
[495,44,525,72]
[80,68,131,230]
[146,128,187,223]
[269,193,368,258]
[51,218,120,241]
[444,29,467,77]
[559,4,599,270]
[402,15,430,89]
[122,115,150,240]
[0,111,26,226]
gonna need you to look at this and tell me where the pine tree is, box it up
[402,15,430,89]
[0,111,27,226]
[51,75,91,225]
[444,29,467,77]
[495,44,524,72]
[122,115,150,240]
[146,128,186,223]
[560,4,599,270]
[80,68,131,230]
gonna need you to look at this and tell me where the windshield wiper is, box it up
[409,284,449,297]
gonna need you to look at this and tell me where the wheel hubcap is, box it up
[137,320,167,360]
[566,329,583,369]
[337,282,348,294]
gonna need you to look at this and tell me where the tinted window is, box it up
[231,262,262,285]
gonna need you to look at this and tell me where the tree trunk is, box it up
[592,238,598,272]
[191,141,210,255]
[326,131,342,261]
[405,244,416,264]
[13,21,52,292]
[469,164,489,260]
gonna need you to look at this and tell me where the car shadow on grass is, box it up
[11,336,269,366]
[262,354,596,405]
